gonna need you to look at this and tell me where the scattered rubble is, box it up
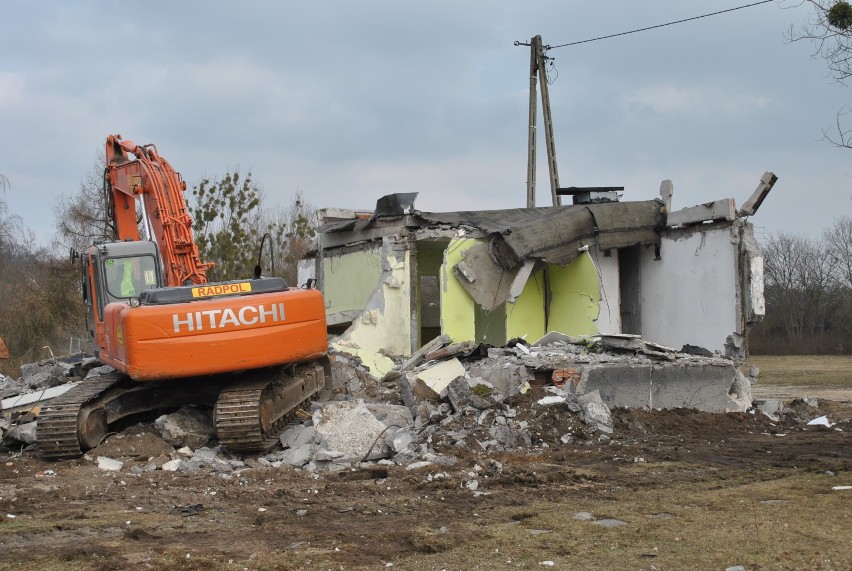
[0,341,846,477]
[154,408,215,449]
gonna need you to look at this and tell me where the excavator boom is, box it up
[105,134,212,286]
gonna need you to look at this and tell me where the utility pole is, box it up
[519,35,561,207]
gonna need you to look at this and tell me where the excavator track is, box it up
[37,374,124,459]
[37,360,327,458]
[38,372,225,460]
[215,362,326,453]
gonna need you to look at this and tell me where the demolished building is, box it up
[300,174,776,413]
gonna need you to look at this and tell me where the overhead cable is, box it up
[545,0,776,50]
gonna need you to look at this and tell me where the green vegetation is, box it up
[189,170,265,282]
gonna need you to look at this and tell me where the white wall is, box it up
[590,245,621,334]
[639,225,738,353]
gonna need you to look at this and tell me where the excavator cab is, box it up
[82,240,163,343]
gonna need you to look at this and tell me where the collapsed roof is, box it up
[321,196,664,269]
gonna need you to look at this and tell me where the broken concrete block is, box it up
[85,365,115,379]
[667,198,736,226]
[454,260,477,283]
[330,343,395,380]
[467,363,530,398]
[313,400,393,461]
[727,369,752,411]
[754,399,783,420]
[365,403,414,429]
[154,407,214,450]
[399,373,447,419]
[385,427,414,454]
[392,449,418,465]
[161,459,182,472]
[281,444,315,467]
[424,341,479,362]
[96,456,124,471]
[0,374,22,399]
[577,390,613,434]
[445,377,499,412]
[414,400,437,429]
[532,331,587,347]
[489,424,531,449]
[415,359,466,397]
[5,421,37,445]
[21,365,70,391]
[314,449,345,462]
[399,335,451,372]
[191,447,219,464]
[680,344,713,357]
[739,171,777,217]
[659,179,674,212]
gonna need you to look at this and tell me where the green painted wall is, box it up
[440,238,478,343]
[506,269,547,342]
[547,251,601,336]
[440,241,601,343]
[322,248,383,315]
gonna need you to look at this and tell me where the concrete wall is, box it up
[639,224,738,353]
[441,240,601,344]
[589,246,620,334]
[440,237,479,343]
[338,240,413,357]
[505,269,546,342]
[322,245,384,319]
[547,252,601,337]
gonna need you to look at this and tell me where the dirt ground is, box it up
[0,362,850,570]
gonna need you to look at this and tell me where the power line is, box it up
[544,0,776,50]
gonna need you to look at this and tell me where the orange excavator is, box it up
[37,135,328,458]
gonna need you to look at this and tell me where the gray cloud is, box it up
[1,1,849,246]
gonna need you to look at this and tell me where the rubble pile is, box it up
[0,335,839,476]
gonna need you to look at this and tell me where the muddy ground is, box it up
[0,387,850,570]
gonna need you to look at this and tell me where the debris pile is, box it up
[0,335,843,475]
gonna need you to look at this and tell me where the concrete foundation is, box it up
[574,362,745,412]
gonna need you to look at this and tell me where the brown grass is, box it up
[746,355,852,388]
[397,471,851,570]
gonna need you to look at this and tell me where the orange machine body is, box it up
[82,134,328,384]
[96,287,327,382]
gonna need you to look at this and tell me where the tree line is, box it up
[0,164,316,377]
[750,216,852,355]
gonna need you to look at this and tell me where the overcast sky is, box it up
[1,1,850,246]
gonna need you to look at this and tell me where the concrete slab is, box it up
[415,359,465,396]
[575,361,742,412]
[667,198,736,226]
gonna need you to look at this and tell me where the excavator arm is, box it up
[105,134,213,286]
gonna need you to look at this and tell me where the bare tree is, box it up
[0,195,85,373]
[825,215,852,287]
[788,0,852,148]
[761,231,839,351]
[257,190,317,286]
[53,152,116,255]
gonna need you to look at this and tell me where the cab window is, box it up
[104,255,158,302]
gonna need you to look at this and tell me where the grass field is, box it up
[747,355,852,388]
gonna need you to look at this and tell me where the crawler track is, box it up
[37,361,326,459]
[215,363,325,453]
[37,374,123,459]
